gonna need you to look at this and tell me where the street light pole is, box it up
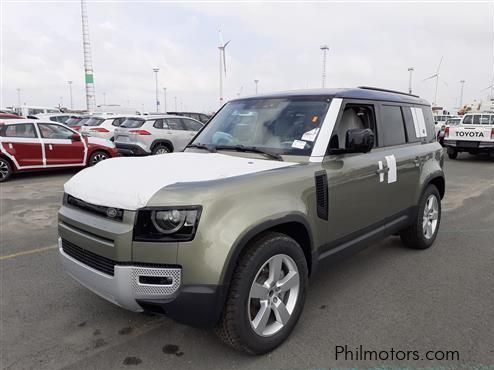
[67,81,73,109]
[153,67,160,112]
[254,79,259,94]
[16,88,21,106]
[320,45,329,88]
[174,96,177,111]
[163,87,167,113]
[459,80,466,108]
[408,67,414,94]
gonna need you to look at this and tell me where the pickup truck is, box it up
[443,112,494,159]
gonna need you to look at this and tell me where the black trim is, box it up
[136,284,226,328]
[150,139,174,153]
[315,170,329,220]
[358,86,420,98]
[66,194,123,221]
[115,143,149,156]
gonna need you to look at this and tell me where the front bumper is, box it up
[59,238,181,312]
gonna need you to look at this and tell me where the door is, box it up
[0,123,43,167]
[37,123,85,165]
[164,118,192,151]
[322,101,390,243]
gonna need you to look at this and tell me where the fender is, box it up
[421,171,445,200]
[151,139,174,152]
[219,214,314,287]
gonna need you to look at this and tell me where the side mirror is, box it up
[345,128,374,153]
[70,133,81,142]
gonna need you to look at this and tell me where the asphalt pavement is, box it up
[1,155,493,369]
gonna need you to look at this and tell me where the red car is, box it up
[0,119,119,182]
[0,113,23,120]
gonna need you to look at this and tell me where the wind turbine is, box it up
[423,56,443,106]
[218,30,230,106]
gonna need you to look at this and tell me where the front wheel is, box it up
[89,151,109,166]
[400,185,441,249]
[215,232,308,355]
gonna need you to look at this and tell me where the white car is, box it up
[31,113,80,124]
[79,114,129,141]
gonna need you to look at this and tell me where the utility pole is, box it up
[163,87,167,113]
[254,79,259,94]
[81,0,96,112]
[67,81,73,109]
[459,80,466,108]
[408,67,414,94]
[153,68,160,112]
[320,45,329,88]
[16,88,21,106]
[174,96,177,111]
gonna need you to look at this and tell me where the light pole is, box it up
[408,67,414,94]
[16,88,21,106]
[320,45,329,88]
[163,87,167,113]
[254,80,259,94]
[459,80,466,108]
[153,67,160,112]
[102,92,106,105]
[67,81,73,109]
[174,96,177,111]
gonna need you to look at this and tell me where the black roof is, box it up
[231,87,430,106]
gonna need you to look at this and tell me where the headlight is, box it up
[134,206,201,242]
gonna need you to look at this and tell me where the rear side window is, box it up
[463,115,473,124]
[380,105,406,146]
[182,119,202,131]
[84,118,105,126]
[0,123,37,138]
[165,118,185,130]
[153,119,165,129]
[402,107,420,143]
[121,118,145,128]
[473,115,481,125]
[421,107,435,141]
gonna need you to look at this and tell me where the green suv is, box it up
[58,87,445,354]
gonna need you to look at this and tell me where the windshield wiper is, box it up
[186,143,217,153]
[215,145,283,161]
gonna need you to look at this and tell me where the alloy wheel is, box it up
[0,160,9,179]
[248,254,300,337]
[423,194,439,239]
[91,153,108,165]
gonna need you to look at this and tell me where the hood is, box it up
[64,152,297,210]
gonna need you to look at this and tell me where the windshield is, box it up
[84,118,105,126]
[191,97,330,156]
[121,118,146,128]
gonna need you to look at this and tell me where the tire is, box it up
[88,150,109,166]
[400,185,441,249]
[0,157,13,182]
[447,149,458,159]
[152,144,171,155]
[215,232,308,355]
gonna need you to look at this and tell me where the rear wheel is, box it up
[89,150,109,166]
[400,185,441,249]
[152,144,171,155]
[215,232,308,355]
[0,157,12,182]
[447,148,458,159]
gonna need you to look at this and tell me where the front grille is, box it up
[66,194,123,221]
[61,239,115,276]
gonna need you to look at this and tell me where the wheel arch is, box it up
[0,152,17,172]
[220,215,314,289]
[425,174,445,199]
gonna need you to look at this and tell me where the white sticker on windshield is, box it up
[301,128,319,142]
[292,140,306,149]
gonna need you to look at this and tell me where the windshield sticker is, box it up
[302,128,319,142]
[292,140,306,149]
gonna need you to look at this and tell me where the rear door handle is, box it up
[413,156,422,167]
[376,167,389,175]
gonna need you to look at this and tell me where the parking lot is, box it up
[0,155,493,369]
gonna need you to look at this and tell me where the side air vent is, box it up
[315,170,328,220]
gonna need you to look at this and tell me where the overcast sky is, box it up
[1,1,493,113]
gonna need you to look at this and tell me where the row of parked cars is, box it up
[0,111,209,182]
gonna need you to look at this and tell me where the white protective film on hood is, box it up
[64,152,297,210]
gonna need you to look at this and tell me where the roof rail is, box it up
[358,86,420,98]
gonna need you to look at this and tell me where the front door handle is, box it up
[376,166,389,175]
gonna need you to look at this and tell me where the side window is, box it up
[380,105,406,146]
[329,103,376,150]
[490,115,494,124]
[38,123,74,139]
[463,115,473,124]
[402,107,420,143]
[182,119,203,131]
[49,116,58,122]
[111,118,121,127]
[421,107,435,141]
[480,115,490,124]
[165,118,185,130]
[0,123,37,138]
[153,119,164,129]
[473,115,481,125]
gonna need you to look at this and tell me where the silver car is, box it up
[114,115,203,155]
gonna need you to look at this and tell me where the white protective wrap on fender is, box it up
[64,152,296,210]
[87,136,115,148]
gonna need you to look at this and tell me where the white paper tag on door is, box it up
[378,160,384,183]
[385,155,397,183]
